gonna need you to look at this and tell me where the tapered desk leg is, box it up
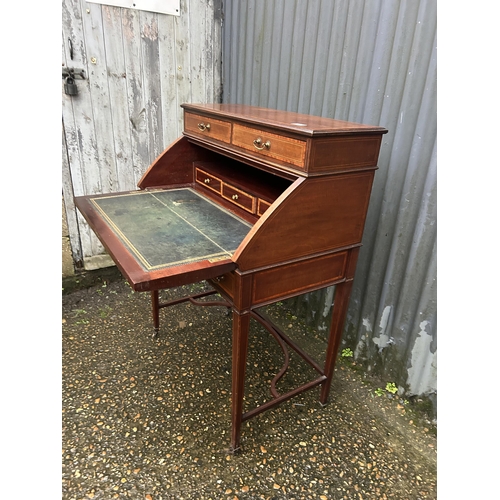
[320,280,354,404]
[230,310,250,453]
[151,290,160,336]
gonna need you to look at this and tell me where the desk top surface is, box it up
[88,188,252,271]
[182,103,388,137]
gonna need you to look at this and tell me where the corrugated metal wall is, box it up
[222,0,437,405]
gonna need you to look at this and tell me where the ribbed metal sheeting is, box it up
[222,0,437,405]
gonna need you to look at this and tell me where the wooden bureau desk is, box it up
[75,103,388,452]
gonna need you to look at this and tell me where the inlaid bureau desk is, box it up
[75,103,387,452]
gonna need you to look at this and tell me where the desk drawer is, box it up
[222,183,256,214]
[212,271,235,300]
[185,112,232,144]
[195,168,222,194]
[232,124,306,168]
[257,199,272,216]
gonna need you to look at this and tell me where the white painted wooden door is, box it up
[62,0,222,270]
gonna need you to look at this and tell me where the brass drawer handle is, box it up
[232,194,239,200]
[204,178,211,184]
[253,137,271,150]
[197,122,211,132]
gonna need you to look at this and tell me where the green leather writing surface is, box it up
[90,188,252,270]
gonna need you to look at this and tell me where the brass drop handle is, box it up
[253,137,271,150]
[232,194,239,200]
[197,122,211,132]
[204,178,210,184]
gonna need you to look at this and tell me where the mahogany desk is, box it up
[75,103,387,452]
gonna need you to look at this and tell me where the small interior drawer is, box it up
[257,199,272,216]
[195,168,222,194]
[232,124,307,168]
[185,112,232,143]
[222,183,256,214]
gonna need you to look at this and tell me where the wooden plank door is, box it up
[62,0,222,270]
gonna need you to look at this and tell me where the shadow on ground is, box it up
[62,275,437,500]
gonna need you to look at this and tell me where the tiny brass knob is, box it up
[253,137,271,150]
[232,194,239,200]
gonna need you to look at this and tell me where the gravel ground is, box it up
[62,277,437,500]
